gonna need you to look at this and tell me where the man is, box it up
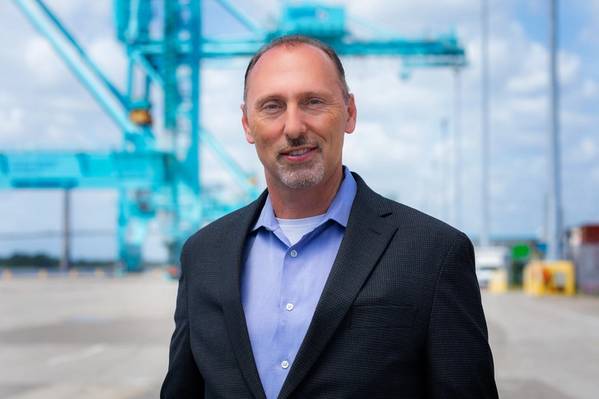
[161,35,498,399]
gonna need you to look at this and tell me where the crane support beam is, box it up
[130,38,465,62]
[12,0,150,143]
[213,0,265,36]
[200,129,259,197]
[0,151,173,189]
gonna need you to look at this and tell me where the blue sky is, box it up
[0,0,597,261]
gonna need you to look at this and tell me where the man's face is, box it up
[242,44,356,190]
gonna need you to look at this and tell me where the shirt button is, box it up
[290,249,298,258]
[285,303,294,311]
[281,360,289,369]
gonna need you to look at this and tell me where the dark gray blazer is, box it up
[161,173,498,398]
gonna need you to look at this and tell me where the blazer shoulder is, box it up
[372,194,472,256]
[395,199,464,236]
[352,172,470,246]
[374,195,476,277]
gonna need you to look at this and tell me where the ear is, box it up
[241,103,255,144]
[344,94,357,134]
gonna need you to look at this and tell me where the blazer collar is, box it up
[219,190,269,399]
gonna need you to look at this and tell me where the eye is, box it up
[305,97,324,107]
[260,100,283,114]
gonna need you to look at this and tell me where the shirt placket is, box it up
[268,230,300,383]
[269,225,330,378]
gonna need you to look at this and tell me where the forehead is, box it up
[245,44,342,100]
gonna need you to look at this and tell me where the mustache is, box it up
[278,136,320,153]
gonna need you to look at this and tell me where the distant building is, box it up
[567,224,599,295]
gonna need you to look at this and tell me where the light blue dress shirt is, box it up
[241,167,357,399]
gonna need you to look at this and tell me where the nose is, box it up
[282,105,306,139]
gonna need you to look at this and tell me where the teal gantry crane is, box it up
[2,0,466,271]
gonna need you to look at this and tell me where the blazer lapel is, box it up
[219,192,268,399]
[278,176,398,399]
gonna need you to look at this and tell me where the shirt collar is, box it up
[252,166,357,232]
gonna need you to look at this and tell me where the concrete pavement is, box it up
[1,271,598,398]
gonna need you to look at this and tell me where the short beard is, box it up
[276,135,324,189]
[277,160,325,189]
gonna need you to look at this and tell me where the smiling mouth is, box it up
[280,146,319,161]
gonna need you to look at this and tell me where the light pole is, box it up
[480,0,490,246]
[453,68,462,230]
[547,0,563,260]
[60,188,71,272]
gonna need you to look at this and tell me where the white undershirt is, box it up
[276,213,327,246]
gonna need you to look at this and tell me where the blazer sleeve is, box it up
[161,243,205,399]
[426,232,499,399]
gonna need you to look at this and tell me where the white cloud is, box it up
[491,35,580,97]
[580,138,597,158]
[0,107,24,139]
[559,51,582,86]
[562,108,593,130]
[24,36,67,87]
[44,0,80,17]
[579,0,599,45]
[88,38,127,90]
[507,96,546,116]
[505,42,547,94]
[45,0,109,21]
[581,79,599,98]
[347,0,476,36]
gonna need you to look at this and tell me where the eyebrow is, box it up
[252,95,283,111]
[254,90,335,108]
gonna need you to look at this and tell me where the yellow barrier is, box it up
[488,269,509,294]
[523,260,576,296]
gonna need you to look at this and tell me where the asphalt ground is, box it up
[0,271,597,398]
[0,271,175,399]
[483,291,599,398]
